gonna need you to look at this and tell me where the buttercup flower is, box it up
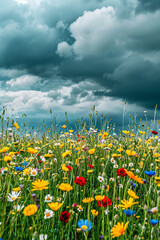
[23,204,38,216]
[82,197,94,203]
[127,190,139,199]
[32,179,49,191]
[59,183,73,191]
[88,149,95,155]
[48,202,63,211]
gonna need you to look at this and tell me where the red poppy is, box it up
[152,131,158,135]
[117,168,127,177]
[88,164,94,169]
[97,196,112,207]
[38,160,42,163]
[66,165,72,171]
[37,154,41,156]
[60,211,70,223]
[74,176,87,186]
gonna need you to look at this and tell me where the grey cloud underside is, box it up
[136,0,160,13]
[0,0,160,114]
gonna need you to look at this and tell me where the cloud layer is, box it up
[0,0,160,119]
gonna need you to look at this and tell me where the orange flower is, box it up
[125,169,143,184]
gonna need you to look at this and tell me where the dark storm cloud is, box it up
[95,55,160,108]
[136,0,160,13]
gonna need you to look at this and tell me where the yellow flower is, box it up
[13,187,20,192]
[139,161,143,169]
[27,147,38,154]
[23,168,30,175]
[108,144,113,148]
[62,125,67,129]
[23,204,38,216]
[126,150,137,156]
[31,179,49,191]
[102,132,108,138]
[119,197,139,209]
[88,149,95,155]
[117,147,123,152]
[91,209,99,216]
[111,222,129,238]
[87,170,93,174]
[127,190,139,199]
[0,147,10,153]
[139,130,145,135]
[59,183,73,191]
[4,155,12,162]
[95,195,105,201]
[62,151,72,158]
[122,130,129,135]
[9,152,17,157]
[155,176,160,186]
[44,154,54,158]
[62,164,69,172]
[48,202,63,211]
[14,122,19,130]
[82,197,94,203]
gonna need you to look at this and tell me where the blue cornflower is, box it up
[150,219,159,226]
[123,209,135,217]
[14,167,24,171]
[77,219,92,231]
[22,162,28,166]
[144,170,156,177]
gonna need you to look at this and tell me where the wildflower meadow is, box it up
[0,107,160,240]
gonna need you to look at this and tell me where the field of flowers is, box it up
[0,113,160,240]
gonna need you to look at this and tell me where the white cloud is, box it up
[6,75,41,89]
[57,6,160,61]
[56,42,73,57]
[15,0,28,5]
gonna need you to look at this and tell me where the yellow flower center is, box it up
[11,197,15,200]
[47,197,50,200]
[81,225,88,230]
[46,213,51,217]
[32,171,36,175]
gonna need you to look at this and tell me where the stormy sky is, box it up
[0,0,160,122]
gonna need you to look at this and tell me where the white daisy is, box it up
[8,191,21,202]
[57,197,62,202]
[114,164,119,168]
[39,234,48,240]
[98,176,104,182]
[44,194,54,203]
[122,164,127,168]
[129,163,133,167]
[110,158,116,164]
[30,168,38,176]
[13,204,24,212]
[44,209,54,219]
